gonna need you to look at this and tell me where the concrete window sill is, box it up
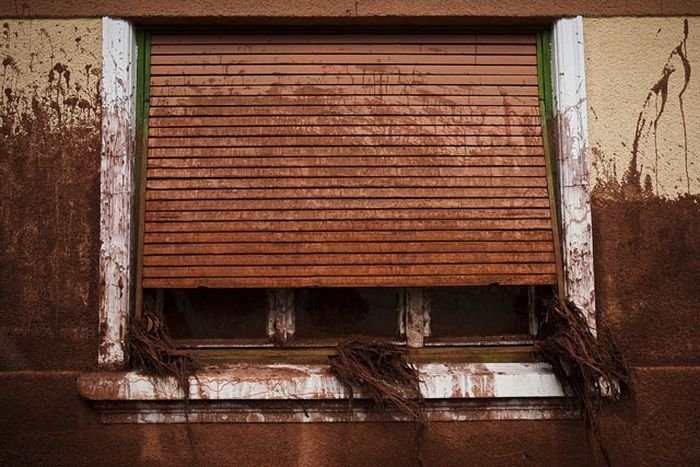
[77,362,577,423]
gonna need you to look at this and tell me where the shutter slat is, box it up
[143,275,557,288]
[142,32,557,287]
[147,136,544,148]
[146,208,553,222]
[148,125,542,138]
[145,197,552,211]
[144,252,555,266]
[151,44,536,55]
[150,74,539,87]
[150,34,537,45]
[144,187,549,200]
[146,176,547,188]
[150,65,538,76]
[150,54,536,66]
[143,230,553,243]
[144,263,556,278]
[144,241,555,255]
[148,146,545,157]
[146,166,547,178]
[148,84,539,97]
[144,218,553,232]
[149,95,538,106]
[149,105,542,117]
[148,115,541,127]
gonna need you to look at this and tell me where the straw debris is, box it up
[329,338,425,425]
[128,293,199,401]
[535,296,632,466]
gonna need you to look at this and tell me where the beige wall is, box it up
[1,19,101,128]
[1,19,102,371]
[584,17,700,197]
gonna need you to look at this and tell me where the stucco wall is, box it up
[584,17,700,368]
[585,17,699,197]
[1,0,700,20]
[0,19,102,371]
[0,15,699,467]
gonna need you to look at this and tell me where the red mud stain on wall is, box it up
[591,20,700,366]
[0,50,101,371]
[592,172,700,366]
[0,372,591,467]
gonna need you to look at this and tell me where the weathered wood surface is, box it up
[99,18,136,368]
[552,18,597,331]
[266,289,295,343]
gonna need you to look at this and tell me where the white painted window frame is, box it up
[91,16,594,421]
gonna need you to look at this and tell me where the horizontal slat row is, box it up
[150,75,539,86]
[146,197,551,211]
[148,145,545,157]
[146,176,547,188]
[143,33,556,288]
[146,208,553,222]
[151,44,536,55]
[146,166,546,177]
[149,105,542,117]
[144,251,555,266]
[148,115,541,127]
[150,95,539,106]
[150,34,537,45]
[144,218,553,232]
[142,275,557,288]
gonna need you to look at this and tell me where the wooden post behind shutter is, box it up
[142,33,557,288]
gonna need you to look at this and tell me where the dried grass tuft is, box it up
[128,292,199,401]
[535,296,632,466]
[329,338,425,425]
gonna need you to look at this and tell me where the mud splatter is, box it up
[0,55,101,371]
[628,19,692,196]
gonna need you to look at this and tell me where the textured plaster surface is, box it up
[585,17,700,197]
[584,17,700,367]
[1,1,700,20]
[0,19,102,371]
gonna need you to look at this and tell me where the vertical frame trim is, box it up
[552,17,596,332]
[99,17,137,368]
[134,31,151,321]
[537,30,565,299]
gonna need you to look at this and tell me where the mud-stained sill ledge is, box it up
[78,363,575,423]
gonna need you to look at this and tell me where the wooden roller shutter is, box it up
[142,33,558,288]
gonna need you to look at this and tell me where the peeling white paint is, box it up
[98,17,136,368]
[78,362,565,402]
[266,289,295,342]
[552,16,597,333]
[404,288,428,348]
[80,363,570,423]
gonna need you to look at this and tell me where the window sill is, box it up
[77,362,577,423]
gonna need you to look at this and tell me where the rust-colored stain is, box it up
[592,20,699,367]
[628,19,692,196]
[0,24,101,371]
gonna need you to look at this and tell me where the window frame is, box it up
[88,16,595,422]
[134,27,559,350]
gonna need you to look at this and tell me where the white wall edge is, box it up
[552,16,597,332]
[99,17,137,368]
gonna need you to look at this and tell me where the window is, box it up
[135,29,559,349]
[85,17,594,423]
